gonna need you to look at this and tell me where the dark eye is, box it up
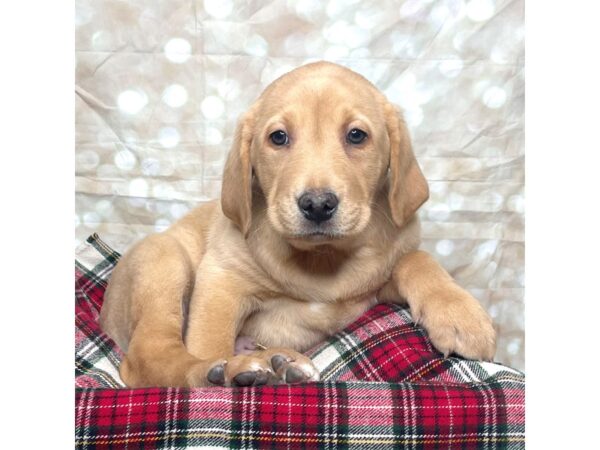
[347,128,367,145]
[269,130,289,146]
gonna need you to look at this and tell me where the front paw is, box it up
[204,348,320,387]
[412,284,496,361]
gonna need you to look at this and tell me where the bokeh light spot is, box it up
[95,199,114,217]
[162,84,188,108]
[466,0,495,22]
[507,339,521,355]
[435,239,455,256]
[158,127,181,149]
[205,127,223,145]
[118,89,148,115]
[482,86,507,109]
[114,149,136,171]
[164,38,192,63]
[83,212,101,227]
[201,96,225,119]
[244,34,269,56]
[128,178,149,197]
[204,0,233,19]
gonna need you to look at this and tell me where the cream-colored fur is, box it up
[100,61,496,388]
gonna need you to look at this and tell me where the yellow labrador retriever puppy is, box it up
[100,61,496,388]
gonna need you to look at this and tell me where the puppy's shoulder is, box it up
[392,215,422,256]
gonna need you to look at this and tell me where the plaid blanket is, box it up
[76,234,525,449]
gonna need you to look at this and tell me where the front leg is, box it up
[184,264,319,387]
[391,250,496,361]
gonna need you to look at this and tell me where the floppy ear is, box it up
[221,111,254,237]
[385,104,429,228]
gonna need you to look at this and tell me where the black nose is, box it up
[297,191,339,223]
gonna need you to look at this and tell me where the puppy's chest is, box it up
[240,292,377,352]
[240,244,399,350]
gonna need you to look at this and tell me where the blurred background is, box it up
[75,0,524,370]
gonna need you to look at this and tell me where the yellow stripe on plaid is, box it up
[76,432,526,447]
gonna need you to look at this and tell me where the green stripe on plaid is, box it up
[75,234,525,449]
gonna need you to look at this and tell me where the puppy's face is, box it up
[252,68,390,246]
[221,62,429,248]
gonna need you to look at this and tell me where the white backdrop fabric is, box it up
[75,0,524,370]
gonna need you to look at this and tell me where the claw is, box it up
[412,313,421,326]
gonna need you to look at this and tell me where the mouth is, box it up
[287,231,344,242]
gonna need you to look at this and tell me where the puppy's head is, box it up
[221,62,429,247]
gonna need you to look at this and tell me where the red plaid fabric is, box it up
[76,233,525,449]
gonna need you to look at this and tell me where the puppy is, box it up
[100,61,496,388]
